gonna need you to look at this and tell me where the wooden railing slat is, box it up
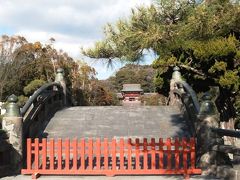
[72,139,78,170]
[65,139,70,170]
[88,138,93,170]
[135,138,140,170]
[112,139,116,170]
[175,138,179,170]
[96,138,101,170]
[151,138,156,169]
[57,139,62,170]
[167,138,171,170]
[190,138,195,169]
[80,139,85,170]
[128,138,132,170]
[27,139,32,170]
[183,137,188,174]
[120,138,124,170]
[35,138,39,170]
[42,139,47,170]
[143,138,148,170]
[159,138,163,169]
[50,139,54,170]
[104,138,108,170]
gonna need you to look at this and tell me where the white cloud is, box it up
[0,0,153,79]
[15,30,94,58]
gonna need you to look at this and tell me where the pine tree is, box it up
[83,0,240,125]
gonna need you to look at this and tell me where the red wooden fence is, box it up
[21,137,201,179]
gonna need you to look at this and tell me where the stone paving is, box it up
[43,106,190,139]
[3,175,214,180]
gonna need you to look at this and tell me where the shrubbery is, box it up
[23,79,46,96]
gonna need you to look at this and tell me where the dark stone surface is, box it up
[43,106,190,139]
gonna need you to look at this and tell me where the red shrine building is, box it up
[121,84,143,105]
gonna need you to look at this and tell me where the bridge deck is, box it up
[43,106,190,139]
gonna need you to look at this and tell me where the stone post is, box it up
[2,94,23,172]
[169,66,183,106]
[55,68,67,106]
[197,93,231,177]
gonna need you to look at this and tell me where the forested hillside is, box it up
[105,64,155,92]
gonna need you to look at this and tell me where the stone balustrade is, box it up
[169,66,238,179]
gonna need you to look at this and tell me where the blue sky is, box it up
[0,0,154,79]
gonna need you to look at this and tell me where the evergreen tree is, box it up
[83,0,240,125]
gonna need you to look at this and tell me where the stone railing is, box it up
[168,67,200,136]
[0,68,71,175]
[168,67,240,179]
[21,82,63,138]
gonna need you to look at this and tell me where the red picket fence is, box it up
[21,137,201,179]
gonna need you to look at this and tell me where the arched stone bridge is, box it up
[1,67,240,179]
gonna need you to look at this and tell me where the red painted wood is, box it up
[22,168,202,175]
[96,138,101,170]
[42,139,47,170]
[57,139,62,170]
[49,139,54,170]
[127,139,132,170]
[22,137,202,179]
[80,139,85,170]
[175,138,179,169]
[120,138,124,170]
[123,93,140,97]
[88,138,93,170]
[190,138,195,169]
[135,138,140,170]
[151,138,155,169]
[104,138,108,170]
[65,139,70,170]
[182,138,188,175]
[72,139,78,170]
[143,138,148,170]
[112,139,116,170]
[34,138,39,170]
[27,139,32,170]
[159,138,163,169]
[167,138,172,170]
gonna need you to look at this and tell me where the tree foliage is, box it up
[23,79,46,96]
[86,80,120,106]
[0,34,120,107]
[140,94,166,106]
[0,35,98,107]
[83,0,240,123]
[0,35,27,100]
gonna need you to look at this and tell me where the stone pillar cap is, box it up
[172,66,182,81]
[5,94,21,117]
[57,68,64,73]
[173,66,180,71]
[7,94,18,103]
[199,92,217,115]
[55,68,65,82]
[202,92,212,101]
